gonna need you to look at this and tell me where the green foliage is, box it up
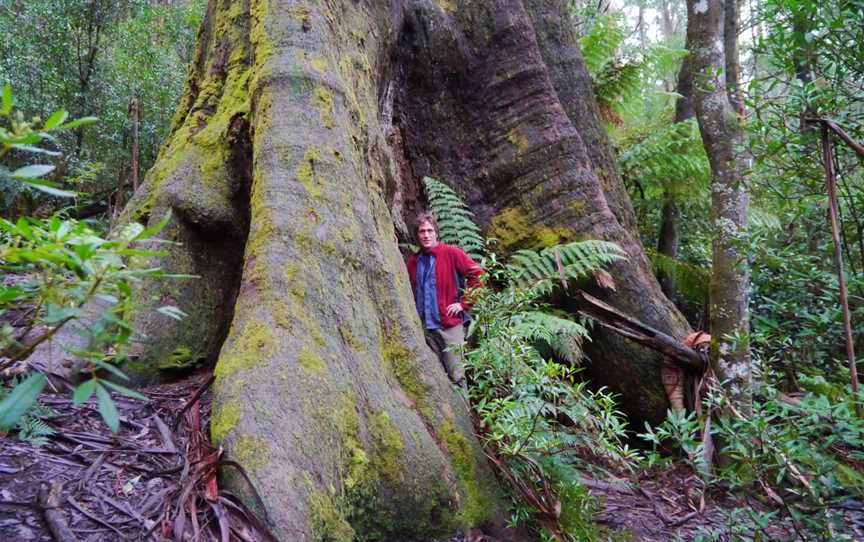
[421,176,485,260]
[647,249,709,305]
[508,240,626,295]
[424,169,634,539]
[579,13,627,77]
[0,0,204,212]
[0,375,55,446]
[641,360,864,539]
[579,13,686,123]
[0,212,172,431]
[1,88,180,433]
[509,310,588,366]
[466,258,638,541]
[0,373,47,431]
[744,0,864,378]
[619,118,710,201]
[0,84,97,197]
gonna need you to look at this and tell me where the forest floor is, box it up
[1,372,861,541]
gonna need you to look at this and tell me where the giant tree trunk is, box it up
[685,0,751,399]
[120,0,690,538]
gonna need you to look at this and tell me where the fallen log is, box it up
[573,290,706,372]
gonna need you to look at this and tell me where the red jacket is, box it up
[406,243,484,329]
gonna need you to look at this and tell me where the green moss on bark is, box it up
[298,345,328,375]
[367,411,405,480]
[440,421,495,525]
[214,321,275,385]
[308,490,356,542]
[381,342,433,420]
[313,85,335,129]
[488,207,574,252]
[211,399,243,443]
[233,433,270,469]
[297,147,326,199]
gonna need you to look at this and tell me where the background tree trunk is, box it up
[656,36,697,299]
[724,0,745,115]
[685,0,752,399]
[119,0,693,536]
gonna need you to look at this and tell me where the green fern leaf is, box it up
[513,311,589,364]
[422,176,485,260]
[509,240,626,290]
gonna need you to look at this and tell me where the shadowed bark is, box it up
[656,35,696,299]
[119,0,692,538]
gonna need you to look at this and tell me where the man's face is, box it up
[417,221,439,250]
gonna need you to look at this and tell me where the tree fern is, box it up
[619,118,710,199]
[508,240,627,295]
[422,176,485,260]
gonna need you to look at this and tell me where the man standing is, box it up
[405,213,483,388]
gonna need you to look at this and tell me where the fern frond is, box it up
[17,416,55,447]
[579,14,627,77]
[619,118,710,198]
[749,206,782,230]
[422,176,485,260]
[0,377,55,446]
[594,60,643,112]
[512,310,589,365]
[509,240,626,292]
[647,249,709,304]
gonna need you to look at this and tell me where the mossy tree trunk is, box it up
[122,1,504,539]
[121,0,691,538]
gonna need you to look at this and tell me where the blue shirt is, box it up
[415,253,442,330]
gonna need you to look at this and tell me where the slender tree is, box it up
[685,0,751,401]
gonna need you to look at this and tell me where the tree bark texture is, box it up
[685,0,751,398]
[119,0,691,537]
[723,0,745,115]
[656,199,681,298]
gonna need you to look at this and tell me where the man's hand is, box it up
[445,303,464,317]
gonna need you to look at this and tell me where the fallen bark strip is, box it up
[172,375,214,432]
[66,496,125,539]
[573,290,706,372]
[37,482,77,542]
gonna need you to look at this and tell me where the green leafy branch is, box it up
[0,84,97,197]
